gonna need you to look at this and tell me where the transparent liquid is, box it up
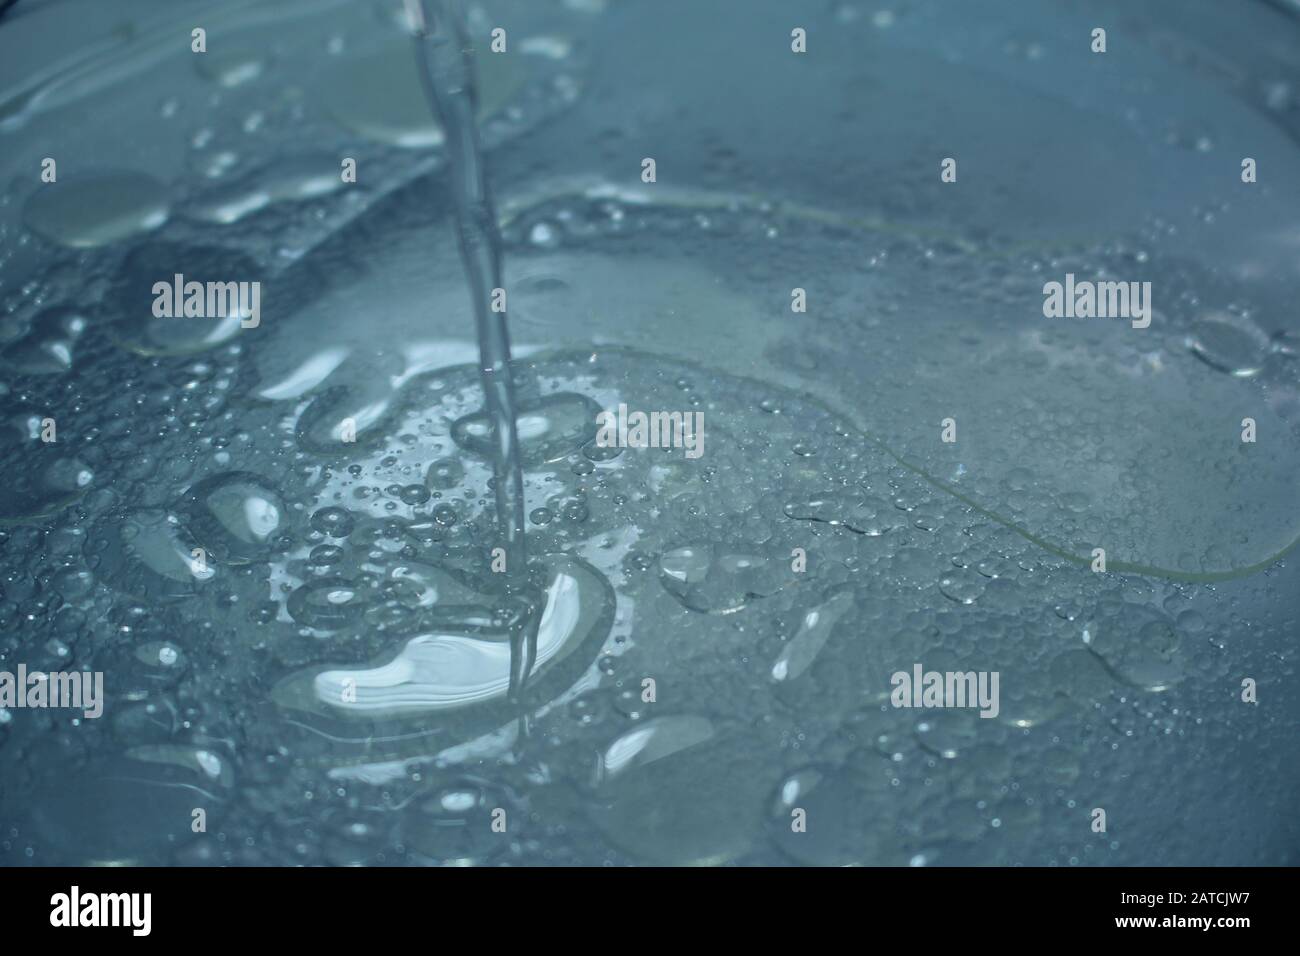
[0,0,1297,866]
[410,0,540,701]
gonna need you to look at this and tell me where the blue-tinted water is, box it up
[0,0,1296,866]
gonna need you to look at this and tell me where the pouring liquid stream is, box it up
[407,0,541,706]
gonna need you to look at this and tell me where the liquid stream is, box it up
[408,0,538,701]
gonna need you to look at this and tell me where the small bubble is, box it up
[938,572,985,605]
[310,506,355,538]
[426,457,465,490]
[432,504,459,526]
[582,439,623,462]
[399,484,431,505]
[612,688,644,720]
[529,221,559,247]
[308,544,344,568]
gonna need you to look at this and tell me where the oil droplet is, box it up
[771,589,855,682]
[188,154,344,225]
[1185,312,1270,377]
[23,172,169,248]
[179,472,286,564]
[318,42,522,148]
[451,392,602,466]
[938,571,985,605]
[1,308,88,374]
